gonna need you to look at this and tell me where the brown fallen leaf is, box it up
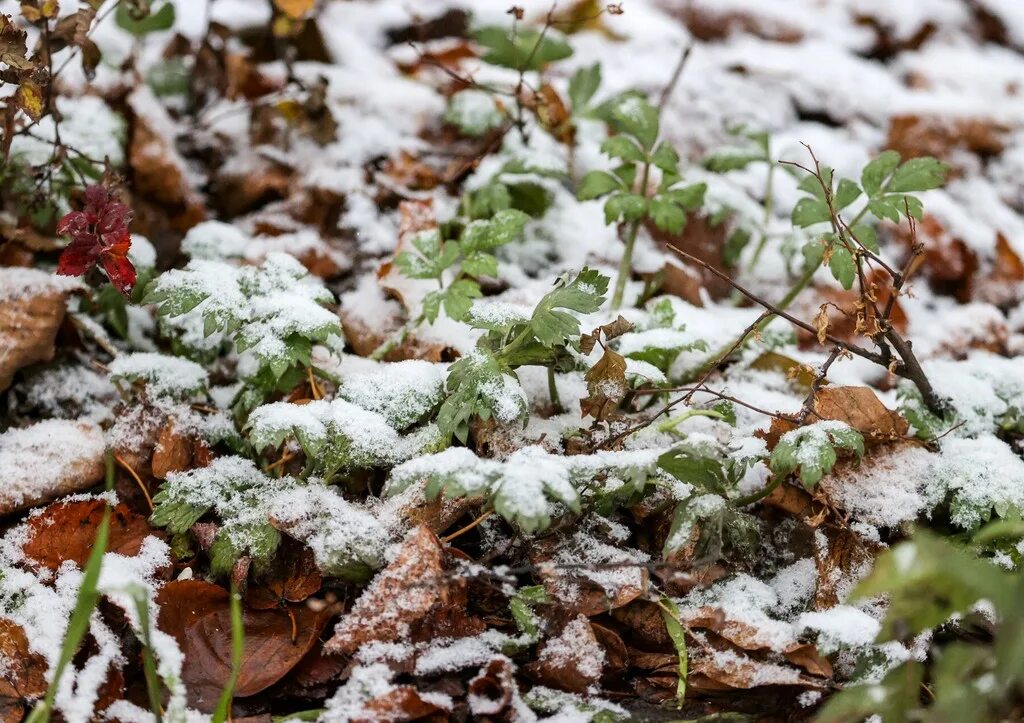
[811,523,879,610]
[0,269,78,391]
[581,346,628,420]
[532,536,648,616]
[358,685,450,722]
[669,3,803,42]
[246,539,323,610]
[468,658,518,717]
[886,114,1006,163]
[325,524,445,655]
[652,213,734,305]
[0,420,105,517]
[759,386,907,451]
[151,417,193,480]
[688,636,826,692]
[525,615,605,694]
[0,618,47,718]
[22,499,161,571]
[156,580,331,712]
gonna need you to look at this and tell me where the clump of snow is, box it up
[826,444,935,527]
[338,360,445,429]
[929,435,1024,529]
[0,267,81,301]
[798,606,881,653]
[109,352,209,398]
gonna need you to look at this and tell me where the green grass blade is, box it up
[26,453,116,723]
[212,583,245,723]
[132,590,164,723]
[659,595,689,708]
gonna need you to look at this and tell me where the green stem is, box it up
[547,366,562,413]
[731,474,782,508]
[212,583,244,723]
[657,408,728,434]
[610,161,652,311]
[746,161,775,272]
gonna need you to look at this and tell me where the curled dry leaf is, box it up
[811,522,882,610]
[581,346,628,420]
[0,419,104,517]
[325,524,445,655]
[468,657,518,717]
[22,499,161,571]
[532,537,648,616]
[688,639,827,692]
[156,580,331,712]
[359,685,450,722]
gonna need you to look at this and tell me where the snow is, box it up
[0,420,104,513]
[108,352,208,398]
[0,267,81,301]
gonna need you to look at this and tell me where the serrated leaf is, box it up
[791,197,830,227]
[577,170,621,200]
[649,196,686,234]
[474,25,572,71]
[889,156,949,193]
[604,193,648,224]
[461,252,498,278]
[861,150,901,196]
[610,95,659,150]
[600,135,645,163]
[703,150,764,173]
[529,267,609,348]
[460,209,529,253]
[867,197,901,224]
[834,178,861,210]
[441,278,482,322]
[568,62,601,110]
[829,245,856,289]
[14,81,45,121]
[115,1,175,36]
[651,141,680,174]
[665,182,707,210]
[851,223,879,253]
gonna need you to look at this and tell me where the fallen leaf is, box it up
[468,658,518,717]
[359,685,450,722]
[151,417,193,479]
[581,346,628,420]
[0,619,47,713]
[156,580,331,712]
[886,114,1006,162]
[325,525,445,655]
[811,386,909,444]
[651,213,734,304]
[669,3,803,42]
[0,420,105,517]
[22,499,160,570]
[246,539,323,610]
[0,271,76,391]
[525,615,605,693]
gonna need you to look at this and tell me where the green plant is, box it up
[144,253,343,419]
[372,209,529,359]
[578,94,707,309]
[437,266,607,442]
[769,420,864,488]
[211,582,244,723]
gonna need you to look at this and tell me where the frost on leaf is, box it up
[770,421,865,489]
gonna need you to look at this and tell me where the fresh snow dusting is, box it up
[0,421,104,513]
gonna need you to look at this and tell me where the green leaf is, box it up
[658,446,727,495]
[460,209,529,253]
[802,239,825,271]
[769,422,864,489]
[665,182,707,210]
[600,135,645,163]
[829,245,856,289]
[610,95,659,150]
[798,168,832,200]
[816,662,925,723]
[648,196,686,234]
[529,267,609,348]
[834,178,862,210]
[461,252,498,278]
[851,531,1010,639]
[867,197,901,224]
[659,597,688,708]
[861,150,901,196]
[395,230,459,279]
[442,278,483,322]
[703,150,765,173]
[791,197,831,227]
[889,156,949,193]
[474,25,572,71]
[651,141,680,174]
[577,170,621,200]
[469,182,512,219]
[851,223,879,253]
[116,1,175,36]
[604,193,648,224]
[568,62,601,110]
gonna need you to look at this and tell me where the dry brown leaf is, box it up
[358,686,450,722]
[468,658,518,717]
[0,281,71,392]
[273,0,315,19]
[581,347,628,420]
[23,499,161,571]
[886,114,1006,162]
[653,213,734,305]
[525,616,605,694]
[0,619,47,709]
[669,3,803,42]
[245,539,323,610]
[811,523,881,610]
[156,580,330,712]
[0,420,105,517]
[325,524,445,655]
[812,386,909,443]
[151,417,193,479]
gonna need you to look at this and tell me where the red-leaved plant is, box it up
[56,185,136,294]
